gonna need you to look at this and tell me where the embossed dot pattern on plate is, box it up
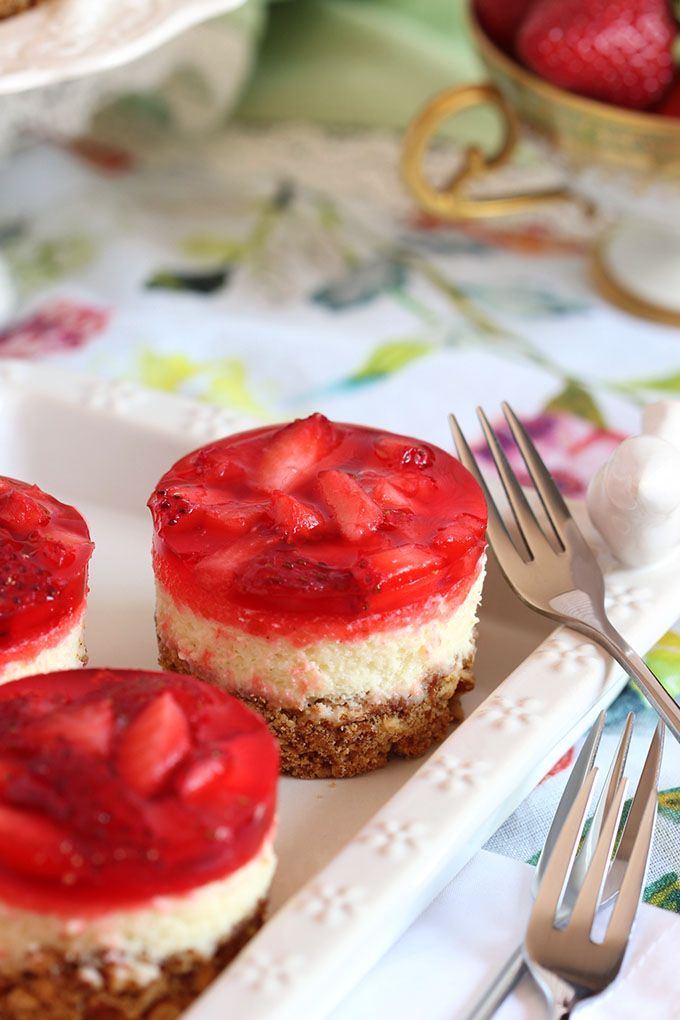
[477,696,542,731]
[359,819,427,859]
[420,755,491,794]
[182,403,242,440]
[299,882,366,926]
[82,380,144,414]
[534,636,604,674]
[605,583,654,619]
[235,951,305,995]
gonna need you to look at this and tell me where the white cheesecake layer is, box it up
[156,561,485,710]
[0,612,85,687]
[0,837,275,985]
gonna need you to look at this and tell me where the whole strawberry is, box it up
[475,0,536,53]
[657,76,680,115]
[517,0,677,110]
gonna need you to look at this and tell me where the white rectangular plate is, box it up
[2,361,679,1020]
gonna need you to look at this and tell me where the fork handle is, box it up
[594,623,680,743]
[460,945,525,1020]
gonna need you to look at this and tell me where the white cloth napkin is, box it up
[329,850,680,1020]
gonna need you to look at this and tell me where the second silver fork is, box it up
[464,713,662,1020]
[524,720,663,1018]
[463,711,628,1020]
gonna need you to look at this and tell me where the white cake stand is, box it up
[0,0,246,326]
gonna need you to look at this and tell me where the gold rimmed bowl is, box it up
[402,5,680,326]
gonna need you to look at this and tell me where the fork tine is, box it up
[528,768,598,931]
[615,722,663,863]
[598,713,634,822]
[476,407,547,561]
[605,776,658,956]
[501,402,571,549]
[567,777,628,934]
[603,721,664,902]
[569,714,634,895]
[538,712,605,878]
[448,413,526,570]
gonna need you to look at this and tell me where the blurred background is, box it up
[0,0,678,507]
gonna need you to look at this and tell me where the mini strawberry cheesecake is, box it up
[0,477,93,685]
[0,667,278,1019]
[150,414,487,778]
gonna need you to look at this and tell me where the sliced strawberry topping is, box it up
[149,415,487,626]
[0,490,50,534]
[195,534,277,590]
[0,669,278,914]
[256,413,338,491]
[358,544,446,590]
[41,540,77,569]
[117,692,191,798]
[176,749,230,804]
[235,548,362,614]
[318,469,383,542]
[434,514,487,554]
[147,488,197,532]
[0,803,71,879]
[389,471,437,499]
[374,436,434,469]
[269,491,323,540]
[355,545,450,609]
[209,731,278,802]
[370,478,414,511]
[183,448,246,485]
[0,478,93,659]
[149,485,266,542]
[28,699,114,757]
[208,501,266,536]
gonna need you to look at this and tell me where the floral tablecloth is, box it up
[0,122,678,911]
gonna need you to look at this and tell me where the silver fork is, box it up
[524,721,663,1018]
[462,711,631,1020]
[449,402,680,742]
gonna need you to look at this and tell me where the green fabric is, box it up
[235,0,496,143]
[222,0,269,39]
[91,1,499,151]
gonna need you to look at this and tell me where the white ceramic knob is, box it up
[642,399,680,452]
[587,434,680,568]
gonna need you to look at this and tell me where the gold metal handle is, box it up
[402,83,571,220]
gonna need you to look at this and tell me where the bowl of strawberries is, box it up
[402,0,680,325]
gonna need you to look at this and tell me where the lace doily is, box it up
[0,7,252,159]
[157,123,598,241]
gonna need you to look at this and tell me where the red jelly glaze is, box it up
[0,478,93,664]
[0,668,279,915]
[149,415,487,640]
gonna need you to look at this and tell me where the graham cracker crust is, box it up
[0,0,43,17]
[158,637,475,779]
[0,898,266,1020]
